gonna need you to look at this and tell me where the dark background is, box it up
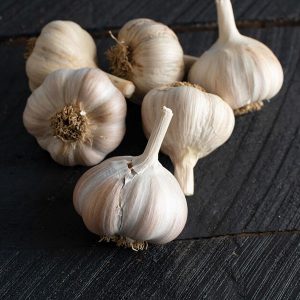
[0,0,300,298]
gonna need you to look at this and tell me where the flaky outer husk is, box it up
[99,235,148,251]
[234,100,264,116]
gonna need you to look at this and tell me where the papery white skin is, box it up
[109,18,185,97]
[142,84,235,195]
[73,107,188,245]
[188,0,284,110]
[26,20,135,98]
[23,68,127,166]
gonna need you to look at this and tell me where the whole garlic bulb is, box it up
[188,0,284,115]
[106,18,185,98]
[142,82,235,196]
[26,20,135,98]
[73,107,187,250]
[23,68,127,166]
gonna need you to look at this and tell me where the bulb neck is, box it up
[132,106,173,173]
[173,154,197,196]
[216,0,240,42]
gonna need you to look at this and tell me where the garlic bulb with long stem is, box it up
[106,18,185,99]
[142,82,235,196]
[25,20,135,98]
[23,68,127,166]
[188,0,284,115]
[73,107,187,250]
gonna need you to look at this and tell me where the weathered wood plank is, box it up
[0,0,299,38]
[0,25,299,247]
[0,233,300,299]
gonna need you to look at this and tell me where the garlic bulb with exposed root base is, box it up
[142,82,235,196]
[25,20,135,98]
[73,107,187,250]
[188,0,284,115]
[23,68,127,166]
[106,18,185,99]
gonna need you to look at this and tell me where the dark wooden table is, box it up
[1,0,300,298]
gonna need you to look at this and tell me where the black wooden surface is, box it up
[1,0,300,298]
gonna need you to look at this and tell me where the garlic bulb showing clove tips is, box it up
[23,68,127,166]
[188,0,284,115]
[73,107,187,250]
[106,18,185,99]
[26,20,135,98]
[142,82,235,195]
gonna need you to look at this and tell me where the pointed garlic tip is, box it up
[133,106,173,172]
[106,73,135,98]
[216,0,240,42]
[174,157,196,196]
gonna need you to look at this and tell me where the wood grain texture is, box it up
[1,233,300,299]
[0,0,299,38]
[1,1,300,297]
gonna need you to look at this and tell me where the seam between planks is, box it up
[0,17,299,45]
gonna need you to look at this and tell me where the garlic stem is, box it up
[173,155,197,196]
[183,54,198,72]
[133,106,173,172]
[106,73,135,98]
[216,0,239,42]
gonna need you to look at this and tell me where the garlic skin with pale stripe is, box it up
[73,107,187,250]
[23,68,127,166]
[188,0,284,115]
[26,20,135,98]
[142,82,235,196]
[106,18,185,99]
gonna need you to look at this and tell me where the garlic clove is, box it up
[25,20,135,98]
[142,82,235,195]
[73,107,188,249]
[188,0,284,115]
[23,68,127,166]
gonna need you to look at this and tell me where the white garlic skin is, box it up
[109,18,185,96]
[142,84,235,195]
[23,68,127,166]
[26,20,97,91]
[73,157,187,244]
[188,0,284,110]
[74,107,187,245]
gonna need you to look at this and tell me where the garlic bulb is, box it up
[188,0,284,115]
[142,82,235,195]
[73,107,187,250]
[23,68,127,166]
[106,18,185,98]
[26,20,135,98]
